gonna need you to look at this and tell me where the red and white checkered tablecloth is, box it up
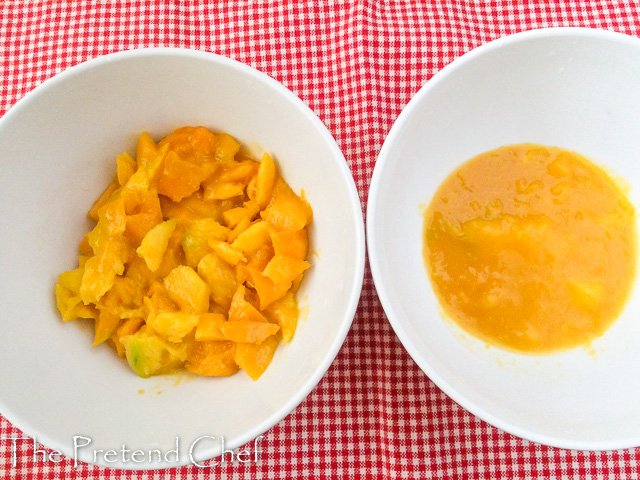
[2,1,640,478]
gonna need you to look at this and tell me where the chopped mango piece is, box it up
[264,290,299,343]
[245,268,290,310]
[228,285,268,323]
[111,317,145,357]
[271,229,309,260]
[94,310,121,346]
[204,181,246,200]
[235,333,280,381]
[195,313,227,341]
[185,340,238,377]
[148,311,199,342]
[220,321,279,344]
[79,237,129,304]
[55,127,312,381]
[222,200,260,229]
[197,252,238,310]
[182,218,230,268]
[156,151,212,202]
[163,265,210,314]
[122,326,188,378]
[136,219,177,272]
[88,179,119,222]
[209,239,246,265]
[214,133,240,162]
[255,153,277,209]
[231,221,272,253]
[116,152,137,186]
[262,255,310,286]
[261,177,312,231]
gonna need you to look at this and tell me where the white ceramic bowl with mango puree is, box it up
[368,27,640,450]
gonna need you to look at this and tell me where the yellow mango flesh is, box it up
[424,144,637,354]
[54,127,312,380]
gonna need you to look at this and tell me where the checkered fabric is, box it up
[2,1,640,478]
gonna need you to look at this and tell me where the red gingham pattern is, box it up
[2,2,640,478]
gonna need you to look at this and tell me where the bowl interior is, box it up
[368,28,640,450]
[0,49,364,469]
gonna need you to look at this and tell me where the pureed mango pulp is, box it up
[423,144,637,354]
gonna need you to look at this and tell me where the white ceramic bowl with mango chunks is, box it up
[0,49,365,469]
[368,28,640,450]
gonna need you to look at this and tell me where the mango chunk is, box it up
[156,151,210,202]
[122,326,188,378]
[220,321,280,344]
[136,219,177,272]
[231,221,272,253]
[228,285,268,323]
[261,177,312,231]
[148,311,199,343]
[235,333,280,381]
[262,255,310,286]
[186,340,238,377]
[271,229,309,260]
[79,238,128,304]
[255,153,277,209]
[163,265,210,314]
[264,290,299,343]
[116,152,137,186]
[182,218,230,268]
[194,313,227,341]
[197,252,237,310]
[94,310,121,346]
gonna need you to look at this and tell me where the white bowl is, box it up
[368,27,640,450]
[0,48,365,469]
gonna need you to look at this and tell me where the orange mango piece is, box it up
[156,151,209,202]
[111,317,145,357]
[261,177,312,231]
[264,290,299,343]
[185,340,239,377]
[163,265,210,314]
[208,239,245,265]
[116,152,137,186]
[197,252,237,310]
[231,221,272,253]
[79,237,129,304]
[204,181,245,200]
[194,313,227,341]
[235,333,280,381]
[255,152,277,209]
[271,229,309,260]
[93,310,121,346]
[228,285,267,323]
[262,255,310,286]
[147,311,199,343]
[88,178,119,222]
[220,321,279,344]
[245,268,290,310]
[214,133,240,162]
[222,200,260,229]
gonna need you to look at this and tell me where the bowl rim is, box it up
[367,26,640,451]
[0,47,366,469]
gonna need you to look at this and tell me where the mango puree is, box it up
[423,144,637,354]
